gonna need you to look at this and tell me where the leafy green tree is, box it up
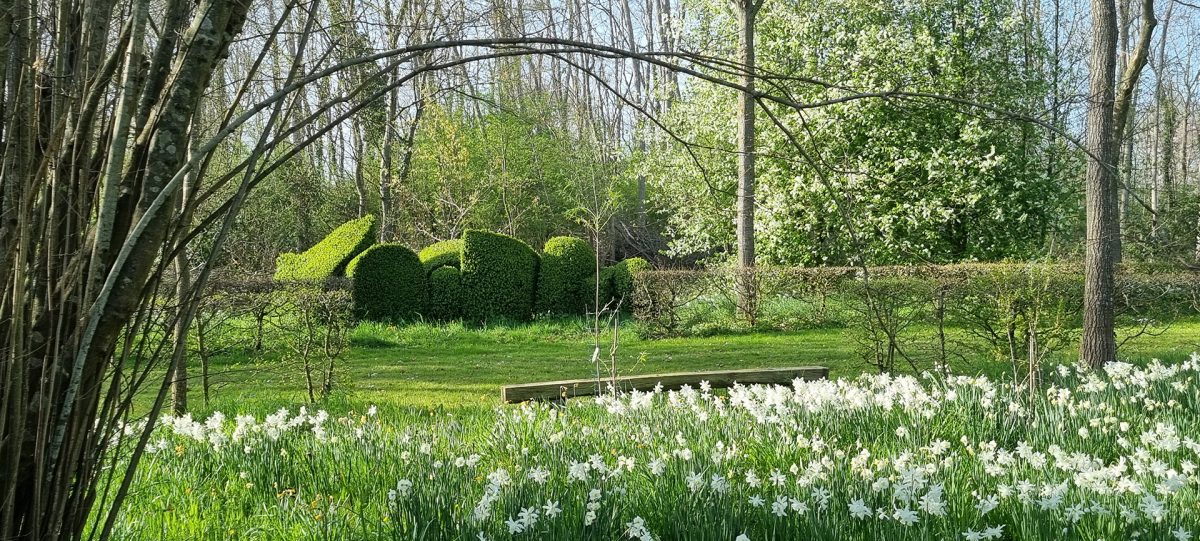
[645,0,1080,265]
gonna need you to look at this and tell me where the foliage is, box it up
[644,0,1080,265]
[345,244,426,321]
[595,257,652,310]
[460,229,541,322]
[535,236,596,315]
[395,101,636,248]
[426,266,464,321]
[274,215,378,281]
[418,239,464,273]
[121,358,1200,540]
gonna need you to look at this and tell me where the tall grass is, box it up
[108,355,1200,540]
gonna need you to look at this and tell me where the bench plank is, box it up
[500,366,828,403]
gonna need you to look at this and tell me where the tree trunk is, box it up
[1083,0,1155,367]
[733,0,760,322]
[1082,0,1121,368]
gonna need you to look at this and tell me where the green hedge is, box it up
[460,229,540,321]
[274,215,377,281]
[535,236,595,315]
[427,266,463,320]
[612,257,650,301]
[418,239,463,273]
[345,243,425,321]
[589,257,651,311]
[274,253,305,281]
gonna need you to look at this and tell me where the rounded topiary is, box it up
[426,266,463,320]
[460,229,540,322]
[345,243,425,321]
[589,257,651,311]
[274,215,377,281]
[612,257,651,301]
[418,239,463,273]
[536,236,595,315]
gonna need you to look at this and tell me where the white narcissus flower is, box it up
[771,496,789,517]
[893,507,919,526]
[849,499,871,519]
[1172,528,1193,541]
[734,534,749,541]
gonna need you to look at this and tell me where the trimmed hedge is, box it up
[345,243,425,321]
[274,253,305,281]
[427,266,463,320]
[274,215,377,281]
[589,257,651,311]
[535,236,595,315]
[460,229,540,321]
[418,239,463,273]
[611,257,651,301]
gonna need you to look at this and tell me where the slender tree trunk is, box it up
[733,0,761,322]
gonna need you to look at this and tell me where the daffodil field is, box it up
[112,356,1200,541]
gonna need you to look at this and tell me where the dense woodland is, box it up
[2,0,1200,538]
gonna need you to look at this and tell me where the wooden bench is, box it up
[500,366,829,403]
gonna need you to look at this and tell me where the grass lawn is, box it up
[184,318,1200,415]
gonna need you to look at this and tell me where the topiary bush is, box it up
[535,236,595,315]
[426,266,463,320]
[274,215,377,281]
[611,257,651,301]
[274,252,305,281]
[345,243,425,321]
[588,257,651,312]
[418,239,463,273]
[460,229,540,321]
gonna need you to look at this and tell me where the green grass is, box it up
[184,317,1200,415]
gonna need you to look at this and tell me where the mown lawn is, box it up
[183,318,1200,415]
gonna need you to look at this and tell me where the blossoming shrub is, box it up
[419,239,463,273]
[273,215,377,281]
[345,243,425,321]
[535,236,595,315]
[125,355,1200,540]
[460,229,540,321]
[427,266,463,320]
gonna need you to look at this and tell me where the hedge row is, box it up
[345,244,425,321]
[630,263,1200,339]
[274,215,377,281]
[275,218,651,322]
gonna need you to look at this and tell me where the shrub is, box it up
[535,236,595,315]
[427,266,463,320]
[418,239,463,273]
[460,229,540,321]
[610,257,651,304]
[345,243,425,321]
[274,252,305,281]
[274,215,377,281]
